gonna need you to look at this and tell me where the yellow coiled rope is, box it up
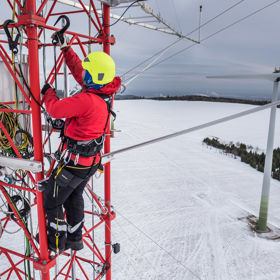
[0,104,28,151]
[0,104,18,150]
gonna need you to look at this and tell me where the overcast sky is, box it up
[1,0,280,99]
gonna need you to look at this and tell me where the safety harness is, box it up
[60,92,116,163]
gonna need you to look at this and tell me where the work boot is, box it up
[35,233,65,254]
[65,239,84,251]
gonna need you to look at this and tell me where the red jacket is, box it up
[44,47,121,166]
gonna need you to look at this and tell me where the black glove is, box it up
[52,119,65,130]
[51,32,68,50]
[41,83,52,95]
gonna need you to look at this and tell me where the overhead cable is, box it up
[103,99,280,160]
[151,0,280,70]
[122,0,247,82]
[105,0,144,27]
[123,0,279,82]
[186,0,246,37]
[123,38,180,86]
[117,211,202,280]
[121,37,182,79]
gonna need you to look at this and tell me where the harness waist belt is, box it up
[64,135,104,157]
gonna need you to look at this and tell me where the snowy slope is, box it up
[108,100,280,280]
[2,100,280,280]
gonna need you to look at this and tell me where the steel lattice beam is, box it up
[0,1,114,279]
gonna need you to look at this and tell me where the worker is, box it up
[40,33,121,252]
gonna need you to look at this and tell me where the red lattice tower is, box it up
[0,1,116,279]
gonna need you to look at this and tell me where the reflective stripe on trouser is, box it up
[50,222,67,232]
[43,161,100,246]
[67,218,85,241]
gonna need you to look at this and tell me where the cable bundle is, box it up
[0,103,18,150]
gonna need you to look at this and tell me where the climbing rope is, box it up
[0,104,18,150]
[0,104,33,157]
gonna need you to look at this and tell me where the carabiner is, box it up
[74,153,79,166]
[3,19,21,54]
[52,15,70,45]
[63,150,72,164]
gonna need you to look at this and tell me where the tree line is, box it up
[151,95,269,106]
[203,137,280,181]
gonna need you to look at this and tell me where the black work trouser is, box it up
[43,160,99,249]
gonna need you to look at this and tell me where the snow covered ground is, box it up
[2,100,280,280]
[109,100,280,280]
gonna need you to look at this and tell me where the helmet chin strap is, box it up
[82,70,106,89]
[87,84,106,90]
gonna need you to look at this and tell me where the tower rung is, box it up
[0,155,42,172]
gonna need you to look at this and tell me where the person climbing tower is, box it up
[40,31,121,252]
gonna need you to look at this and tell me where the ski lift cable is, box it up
[131,0,280,78]
[121,0,247,82]
[103,99,280,161]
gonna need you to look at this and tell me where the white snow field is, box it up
[109,100,280,280]
[2,99,280,280]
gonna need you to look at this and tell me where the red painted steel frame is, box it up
[0,1,115,279]
[103,4,113,280]
[25,4,50,280]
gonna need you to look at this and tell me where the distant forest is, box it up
[150,95,269,106]
[203,137,280,181]
[63,92,271,105]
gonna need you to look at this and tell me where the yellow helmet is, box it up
[82,51,115,85]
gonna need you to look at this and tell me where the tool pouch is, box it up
[55,168,84,189]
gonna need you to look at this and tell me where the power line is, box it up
[150,0,280,70]
[171,0,182,34]
[186,0,246,37]
[103,99,280,160]
[122,0,280,84]
[201,0,280,42]
[124,38,180,86]
[121,37,182,79]
[122,0,247,82]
